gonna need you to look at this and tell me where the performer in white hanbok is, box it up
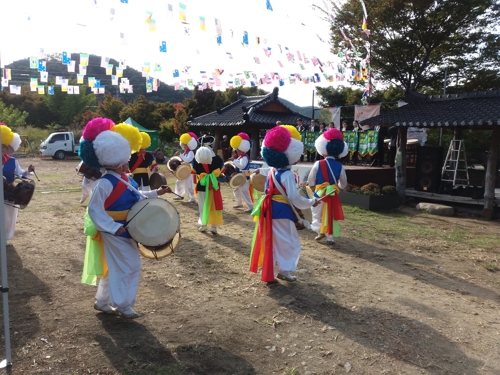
[229,132,254,212]
[76,160,106,203]
[2,127,35,240]
[80,119,170,319]
[250,125,319,283]
[308,128,348,245]
[174,132,198,203]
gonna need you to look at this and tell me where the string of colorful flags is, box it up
[1,0,373,98]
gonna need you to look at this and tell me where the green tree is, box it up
[158,119,177,143]
[154,101,176,121]
[321,0,500,91]
[0,89,57,127]
[0,100,29,128]
[316,85,363,107]
[95,93,125,123]
[119,95,163,129]
[171,103,189,135]
[185,87,219,118]
[43,83,96,126]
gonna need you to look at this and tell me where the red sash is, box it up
[104,174,128,209]
[2,155,11,166]
[249,174,276,282]
[130,151,145,173]
[319,160,344,235]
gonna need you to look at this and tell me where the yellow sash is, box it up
[132,167,148,174]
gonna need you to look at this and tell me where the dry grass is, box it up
[4,158,500,374]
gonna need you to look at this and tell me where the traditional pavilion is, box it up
[361,90,500,218]
[187,87,312,159]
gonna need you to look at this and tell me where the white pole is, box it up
[0,124,13,368]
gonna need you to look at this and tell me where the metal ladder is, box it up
[441,139,470,186]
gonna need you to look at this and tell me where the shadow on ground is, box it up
[4,244,52,348]
[95,315,255,374]
[266,259,484,374]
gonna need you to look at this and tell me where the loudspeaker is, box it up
[415,146,443,192]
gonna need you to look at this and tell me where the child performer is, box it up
[192,145,224,234]
[80,120,170,319]
[230,132,253,212]
[249,125,319,283]
[128,132,158,191]
[307,128,348,245]
[174,132,198,203]
[1,127,35,240]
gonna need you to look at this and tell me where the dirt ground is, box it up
[3,157,500,375]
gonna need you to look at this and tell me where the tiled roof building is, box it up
[187,87,311,159]
[361,90,500,128]
[360,90,500,218]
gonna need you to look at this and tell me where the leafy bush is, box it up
[345,183,398,196]
[381,185,398,195]
[361,183,381,195]
[344,183,360,193]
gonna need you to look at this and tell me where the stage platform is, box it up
[405,188,500,206]
[249,160,414,188]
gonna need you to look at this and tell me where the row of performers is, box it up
[77,118,348,318]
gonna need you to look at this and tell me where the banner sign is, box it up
[327,107,341,129]
[302,131,319,152]
[343,131,358,155]
[357,130,378,156]
[354,104,381,122]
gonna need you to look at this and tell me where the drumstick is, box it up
[32,171,41,182]
[317,190,337,202]
[161,185,184,200]
[124,201,150,226]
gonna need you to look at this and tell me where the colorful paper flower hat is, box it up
[230,132,251,153]
[261,125,303,168]
[0,122,15,147]
[93,131,131,169]
[315,128,348,158]
[80,117,137,170]
[79,117,116,170]
[140,132,151,150]
[10,133,22,151]
[179,132,198,151]
[112,123,142,153]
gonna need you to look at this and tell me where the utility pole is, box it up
[439,67,448,146]
[311,90,315,120]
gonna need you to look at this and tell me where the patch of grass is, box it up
[468,235,500,250]
[483,263,498,272]
[283,369,300,375]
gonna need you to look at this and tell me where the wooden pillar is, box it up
[250,127,259,160]
[396,127,408,202]
[213,127,221,154]
[482,127,499,219]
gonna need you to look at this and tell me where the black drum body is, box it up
[4,179,36,209]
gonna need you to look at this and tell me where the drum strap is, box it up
[319,159,338,186]
[2,155,11,165]
[104,174,129,209]
[130,151,145,173]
